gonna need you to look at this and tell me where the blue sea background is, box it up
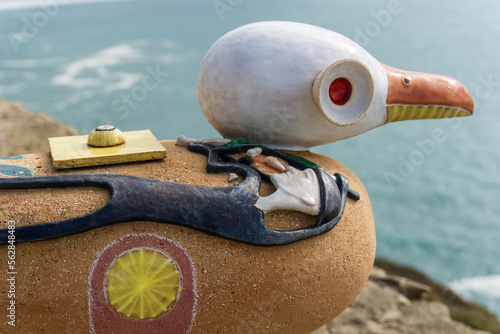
[0,0,499,316]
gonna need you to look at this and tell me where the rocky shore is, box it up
[1,98,499,333]
[315,259,500,334]
[0,99,77,157]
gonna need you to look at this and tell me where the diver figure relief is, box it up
[0,142,354,246]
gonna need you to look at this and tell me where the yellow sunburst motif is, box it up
[105,248,181,319]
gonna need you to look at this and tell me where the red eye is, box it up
[329,77,352,106]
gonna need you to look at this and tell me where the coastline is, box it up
[0,98,77,157]
[314,258,500,334]
[1,98,499,333]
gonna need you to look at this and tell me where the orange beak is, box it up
[382,64,474,123]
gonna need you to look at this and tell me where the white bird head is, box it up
[197,21,474,150]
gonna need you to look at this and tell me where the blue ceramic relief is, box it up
[0,164,35,177]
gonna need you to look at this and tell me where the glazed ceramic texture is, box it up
[197,21,474,150]
[198,21,389,150]
[87,125,126,147]
[105,248,181,319]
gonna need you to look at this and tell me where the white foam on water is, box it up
[52,89,95,111]
[52,44,143,91]
[450,275,500,298]
[0,58,65,68]
[0,0,129,12]
[51,40,193,92]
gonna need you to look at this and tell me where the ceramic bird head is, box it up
[197,21,474,150]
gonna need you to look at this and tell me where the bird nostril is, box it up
[403,76,411,86]
[329,77,352,106]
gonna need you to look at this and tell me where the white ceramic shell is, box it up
[197,21,388,150]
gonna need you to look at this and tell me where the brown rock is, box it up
[0,141,375,333]
[0,99,77,157]
[373,275,431,299]
[314,267,491,334]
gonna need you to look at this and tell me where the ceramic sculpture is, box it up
[198,21,474,150]
[0,141,355,246]
[0,141,374,333]
[0,21,473,333]
[87,125,126,147]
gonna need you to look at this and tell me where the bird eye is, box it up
[329,77,353,106]
[313,59,374,126]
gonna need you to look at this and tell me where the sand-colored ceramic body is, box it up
[0,141,375,333]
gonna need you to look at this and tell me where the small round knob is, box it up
[87,125,126,147]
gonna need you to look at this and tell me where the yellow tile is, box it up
[49,130,166,169]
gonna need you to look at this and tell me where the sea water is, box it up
[0,0,499,316]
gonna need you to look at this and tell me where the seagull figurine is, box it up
[197,21,474,150]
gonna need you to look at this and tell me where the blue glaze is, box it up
[0,155,26,160]
[0,164,35,177]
